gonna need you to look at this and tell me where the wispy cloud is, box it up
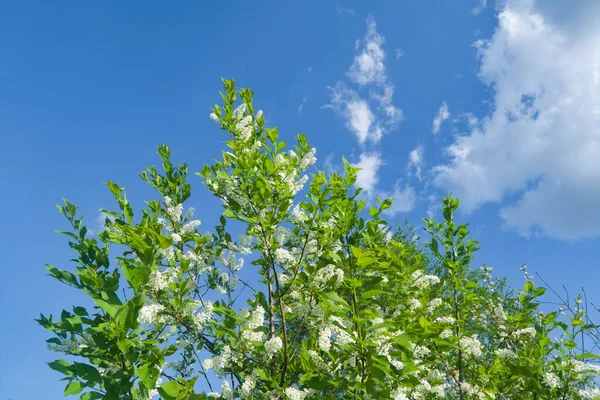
[408,145,424,181]
[297,93,308,114]
[325,83,377,144]
[326,16,414,215]
[395,48,405,59]
[336,6,355,16]
[432,101,450,134]
[472,0,487,15]
[347,17,387,86]
[326,16,403,145]
[89,209,116,236]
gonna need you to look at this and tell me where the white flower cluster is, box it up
[426,298,442,313]
[193,301,213,329]
[138,304,165,325]
[291,204,308,222]
[207,380,234,399]
[512,327,536,340]
[298,147,317,171]
[264,336,283,358]
[435,316,456,325]
[274,248,296,266]
[409,299,421,311]
[148,270,172,292]
[242,306,266,343]
[202,345,238,377]
[494,348,516,361]
[578,388,600,399]
[164,196,183,222]
[411,270,440,289]
[284,387,313,400]
[440,329,453,340]
[314,264,344,287]
[543,371,560,388]
[458,334,482,358]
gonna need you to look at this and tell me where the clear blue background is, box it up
[1,1,597,398]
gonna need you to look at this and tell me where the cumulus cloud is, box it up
[433,2,600,240]
[380,182,416,217]
[432,101,450,134]
[354,152,383,194]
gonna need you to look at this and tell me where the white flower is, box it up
[233,103,247,118]
[298,148,317,171]
[291,204,308,222]
[543,372,560,388]
[318,326,332,352]
[240,377,256,397]
[440,329,452,339]
[459,334,482,358]
[512,327,536,339]
[180,219,201,233]
[427,298,442,313]
[274,248,296,265]
[148,270,171,292]
[409,299,421,311]
[284,387,313,400]
[265,336,283,357]
[138,304,165,325]
[495,348,516,360]
[411,270,440,289]
[435,316,456,325]
[209,112,219,122]
[193,301,213,329]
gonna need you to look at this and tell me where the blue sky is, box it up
[1,0,599,398]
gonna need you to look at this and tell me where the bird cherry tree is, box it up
[38,80,600,399]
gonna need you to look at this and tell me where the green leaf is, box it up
[93,297,117,317]
[48,359,72,375]
[362,289,388,299]
[158,380,183,400]
[79,392,103,400]
[64,381,84,396]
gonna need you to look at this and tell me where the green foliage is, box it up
[39,80,600,400]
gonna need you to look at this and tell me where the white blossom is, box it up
[138,304,165,325]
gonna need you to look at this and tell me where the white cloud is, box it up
[297,93,307,114]
[395,48,405,59]
[326,83,377,144]
[323,153,342,175]
[433,2,600,240]
[336,6,355,16]
[432,101,450,134]
[326,17,402,145]
[408,145,424,180]
[354,152,382,194]
[380,182,416,216]
[89,209,116,236]
[326,16,413,216]
[472,0,488,15]
[347,16,387,86]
